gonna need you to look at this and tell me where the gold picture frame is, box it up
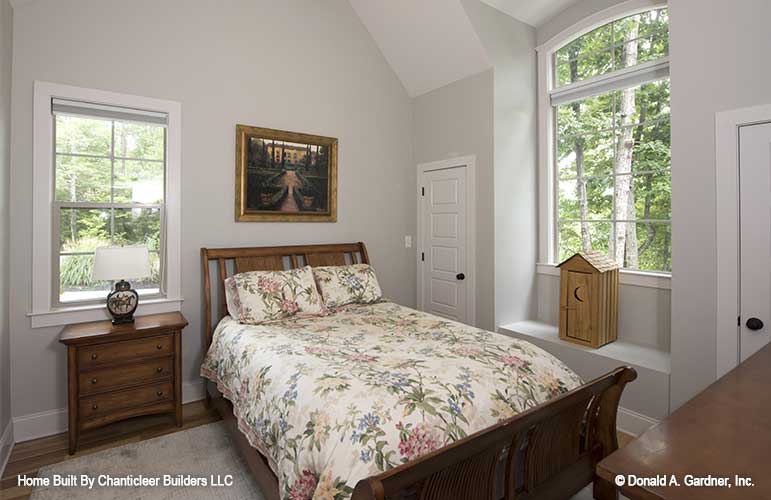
[235,124,338,222]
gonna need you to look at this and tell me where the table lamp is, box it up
[93,245,152,324]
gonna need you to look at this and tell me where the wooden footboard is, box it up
[351,366,636,500]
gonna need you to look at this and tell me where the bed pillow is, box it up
[224,266,326,324]
[312,264,383,308]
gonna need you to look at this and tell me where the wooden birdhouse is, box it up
[558,251,619,348]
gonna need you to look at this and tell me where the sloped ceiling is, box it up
[349,0,578,98]
[348,0,491,98]
[478,0,581,27]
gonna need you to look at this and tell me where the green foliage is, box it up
[555,8,669,87]
[556,8,671,272]
[55,114,165,296]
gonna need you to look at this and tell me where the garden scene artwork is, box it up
[236,125,337,222]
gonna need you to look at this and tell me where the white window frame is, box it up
[29,81,183,328]
[536,0,671,289]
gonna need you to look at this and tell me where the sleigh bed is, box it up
[201,242,635,500]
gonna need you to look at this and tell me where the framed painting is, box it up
[235,125,337,222]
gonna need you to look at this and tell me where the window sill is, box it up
[536,263,671,290]
[27,297,184,329]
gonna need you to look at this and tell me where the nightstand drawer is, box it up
[78,335,173,368]
[79,358,173,395]
[80,381,173,419]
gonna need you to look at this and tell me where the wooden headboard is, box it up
[200,242,369,351]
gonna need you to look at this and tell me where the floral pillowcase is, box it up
[224,266,326,325]
[312,264,383,308]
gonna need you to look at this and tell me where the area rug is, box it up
[31,422,264,500]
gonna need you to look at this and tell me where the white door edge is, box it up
[416,155,477,327]
[715,103,771,378]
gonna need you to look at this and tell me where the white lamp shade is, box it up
[93,245,152,281]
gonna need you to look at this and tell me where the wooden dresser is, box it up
[60,312,188,454]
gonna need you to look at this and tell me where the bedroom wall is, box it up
[0,0,12,460]
[9,0,414,437]
[667,0,771,409]
[461,0,539,329]
[412,69,495,331]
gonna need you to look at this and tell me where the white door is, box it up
[420,166,468,323]
[739,122,771,361]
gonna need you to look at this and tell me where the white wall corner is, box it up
[12,379,205,443]
[0,420,14,478]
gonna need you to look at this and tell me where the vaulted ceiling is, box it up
[348,0,580,98]
[478,0,582,27]
[347,0,491,98]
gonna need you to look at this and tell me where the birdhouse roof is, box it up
[558,251,619,272]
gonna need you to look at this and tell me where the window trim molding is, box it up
[31,81,182,328]
[536,0,670,271]
[536,262,671,290]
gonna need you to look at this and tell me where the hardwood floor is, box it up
[0,400,220,500]
[0,401,634,500]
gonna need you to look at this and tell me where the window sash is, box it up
[52,98,168,125]
[552,74,671,271]
[52,107,167,306]
[551,57,669,106]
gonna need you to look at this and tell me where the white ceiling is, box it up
[478,0,581,27]
[348,0,491,98]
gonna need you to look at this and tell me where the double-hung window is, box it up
[52,100,167,304]
[31,82,182,327]
[543,6,671,273]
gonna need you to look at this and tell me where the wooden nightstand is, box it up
[60,312,188,454]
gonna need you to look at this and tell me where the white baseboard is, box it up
[617,406,658,436]
[0,420,14,478]
[13,407,67,443]
[13,379,206,443]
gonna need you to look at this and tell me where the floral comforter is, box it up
[201,302,582,500]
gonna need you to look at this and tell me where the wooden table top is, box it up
[60,311,188,345]
[597,343,771,499]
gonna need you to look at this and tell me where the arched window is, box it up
[540,6,670,273]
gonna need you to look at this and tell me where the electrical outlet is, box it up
[404,236,412,248]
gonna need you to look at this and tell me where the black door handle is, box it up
[746,317,764,331]
[456,273,465,280]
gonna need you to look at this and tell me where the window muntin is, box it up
[53,111,166,304]
[555,8,669,88]
[553,8,671,273]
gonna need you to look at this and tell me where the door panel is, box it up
[421,166,467,323]
[739,123,771,361]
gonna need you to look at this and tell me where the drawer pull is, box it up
[92,404,98,410]
[91,353,97,360]
[156,367,163,373]
[156,391,164,397]
[91,378,97,384]
[156,344,163,350]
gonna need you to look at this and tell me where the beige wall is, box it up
[9,0,414,424]
[0,0,11,442]
[412,69,495,330]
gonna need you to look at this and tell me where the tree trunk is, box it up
[613,19,640,265]
[569,46,591,251]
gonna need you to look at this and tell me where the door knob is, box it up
[746,317,764,331]
[456,273,465,280]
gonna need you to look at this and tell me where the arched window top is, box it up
[554,8,668,89]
